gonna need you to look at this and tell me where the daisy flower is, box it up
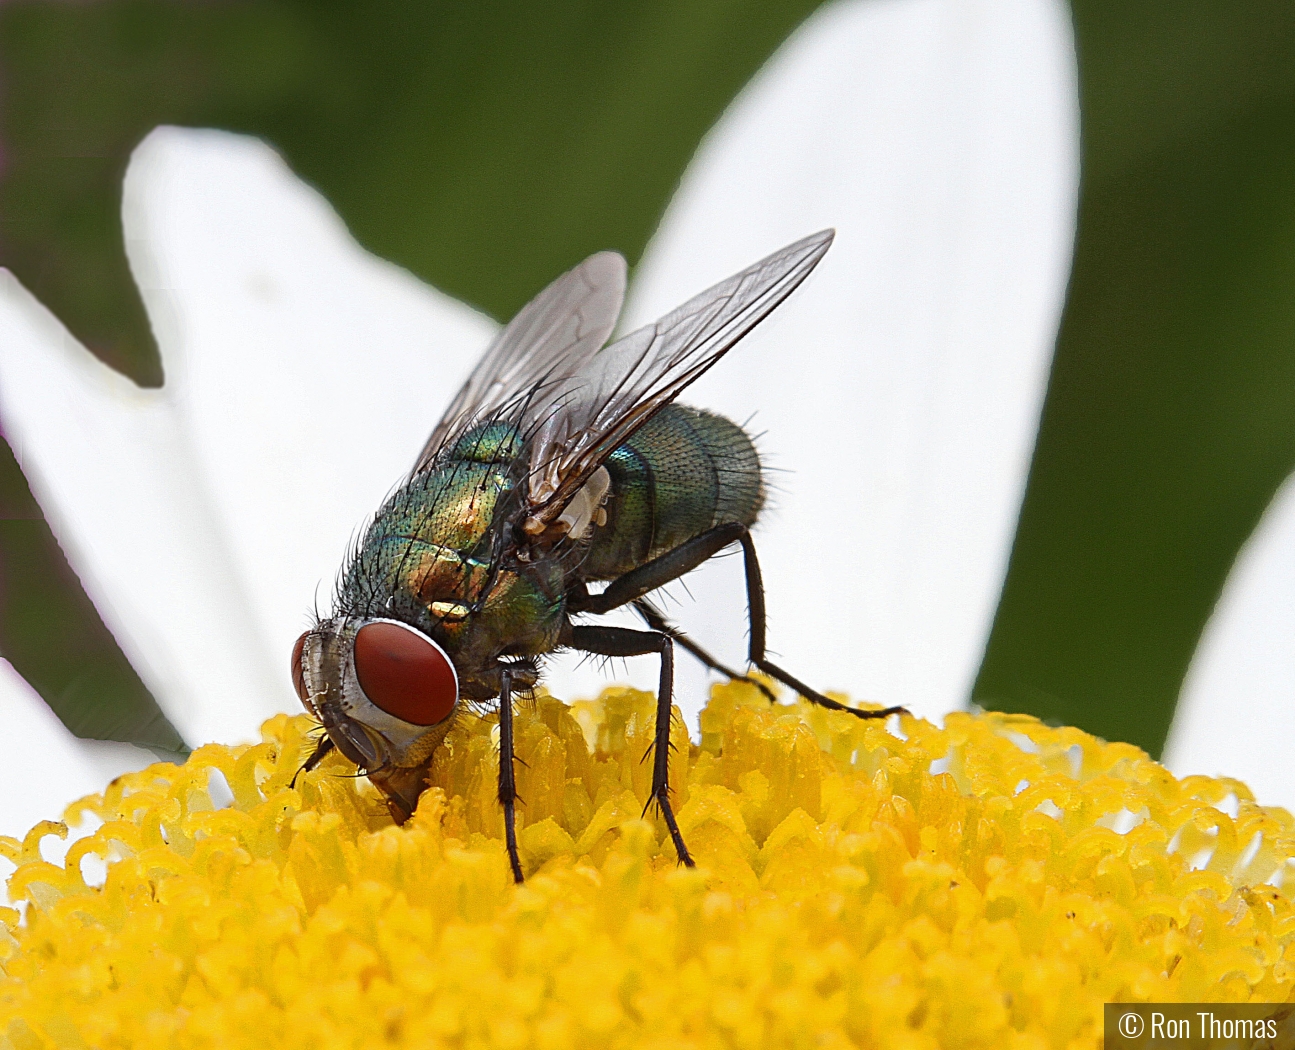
[3,0,1076,823]
[5,6,1295,1041]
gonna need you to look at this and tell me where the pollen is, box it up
[2,684,1294,1048]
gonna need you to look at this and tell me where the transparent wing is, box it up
[521,229,835,531]
[414,250,628,472]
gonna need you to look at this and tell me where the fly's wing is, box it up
[414,250,628,472]
[521,229,835,531]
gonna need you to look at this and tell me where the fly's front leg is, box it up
[290,734,336,788]
[569,625,694,868]
[737,530,906,721]
[632,598,776,704]
[497,669,525,884]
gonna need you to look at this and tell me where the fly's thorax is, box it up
[446,422,524,465]
[580,403,763,580]
[292,617,459,774]
[356,442,520,576]
[339,438,521,619]
[407,460,512,554]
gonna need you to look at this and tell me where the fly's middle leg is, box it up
[569,624,694,868]
[631,598,776,704]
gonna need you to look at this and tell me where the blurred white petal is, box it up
[547,0,1079,725]
[0,127,495,746]
[0,658,154,840]
[1165,472,1295,812]
[125,127,495,740]
[0,268,280,745]
[6,0,1078,754]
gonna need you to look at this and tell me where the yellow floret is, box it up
[1,683,1294,1048]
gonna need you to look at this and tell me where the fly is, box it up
[291,230,903,882]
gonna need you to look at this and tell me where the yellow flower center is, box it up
[1,682,1292,1048]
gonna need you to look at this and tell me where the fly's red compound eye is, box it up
[291,631,310,703]
[353,621,458,726]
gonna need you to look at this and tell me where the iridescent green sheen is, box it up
[338,408,760,701]
[339,424,564,701]
[449,422,525,465]
[583,404,763,580]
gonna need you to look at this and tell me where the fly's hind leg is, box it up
[632,598,776,704]
[574,521,905,722]
[570,624,694,867]
[735,530,906,721]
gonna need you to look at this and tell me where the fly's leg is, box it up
[735,530,905,721]
[498,669,525,884]
[574,523,746,616]
[576,522,906,722]
[291,734,336,788]
[569,625,694,868]
[632,598,776,704]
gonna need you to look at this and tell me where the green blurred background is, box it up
[1,0,1293,758]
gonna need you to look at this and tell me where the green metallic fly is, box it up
[291,230,903,882]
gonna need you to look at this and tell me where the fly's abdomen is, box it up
[581,403,763,580]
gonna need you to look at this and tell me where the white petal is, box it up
[0,658,154,841]
[0,269,283,746]
[552,0,1079,725]
[1165,473,1295,812]
[0,128,498,749]
[123,128,497,742]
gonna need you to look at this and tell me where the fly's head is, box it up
[291,616,459,821]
